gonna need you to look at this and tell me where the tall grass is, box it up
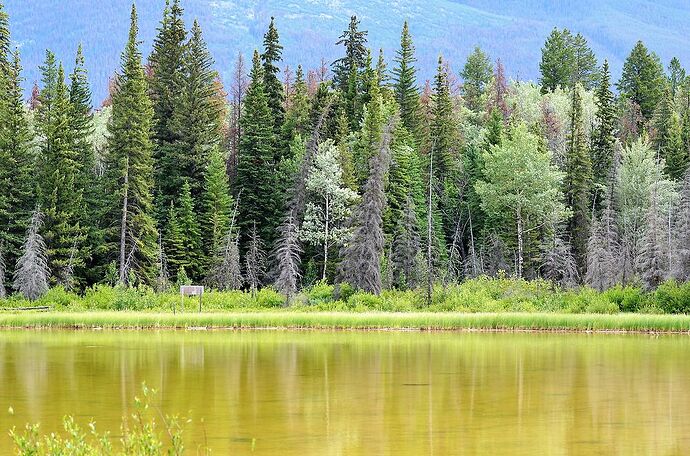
[2,311,690,332]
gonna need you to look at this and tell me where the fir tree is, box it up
[37,55,86,286]
[0,49,34,276]
[166,181,202,280]
[339,120,394,294]
[638,185,669,289]
[539,28,574,93]
[0,1,9,74]
[68,44,98,283]
[392,22,420,135]
[332,16,368,92]
[668,57,685,97]
[102,5,158,285]
[591,60,617,201]
[149,0,186,220]
[202,148,233,263]
[236,51,278,246]
[617,41,666,120]
[391,195,421,289]
[565,84,593,275]
[261,17,285,149]
[461,46,493,113]
[586,200,621,290]
[282,65,310,144]
[13,209,50,301]
[430,56,456,186]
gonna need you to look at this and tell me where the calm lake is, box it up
[1,330,689,454]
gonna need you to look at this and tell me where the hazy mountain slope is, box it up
[4,0,690,102]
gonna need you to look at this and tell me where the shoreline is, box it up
[1,311,690,334]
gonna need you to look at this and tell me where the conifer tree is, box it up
[565,84,593,274]
[261,17,285,149]
[0,49,34,275]
[376,48,389,88]
[586,200,621,290]
[339,120,394,294]
[165,19,223,203]
[461,46,493,113]
[638,186,669,289]
[68,44,98,282]
[236,51,278,246]
[539,28,574,93]
[391,195,421,289]
[202,149,233,263]
[0,1,9,74]
[245,221,267,296]
[617,41,666,120]
[591,60,617,200]
[672,170,690,281]
[665,111,687,180]
[13,209,50,301]
[282,65,310,143]
[102,5,158,285]
[668,57,685,97]
[332,16,368,92]
[273,215,302,303]
[431,56,456,186]
[166,181,202,280]
[392,22,420,135]
[37,55,86,286]
[149,0,186,220]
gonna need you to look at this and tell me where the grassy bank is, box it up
[2,311,690,332]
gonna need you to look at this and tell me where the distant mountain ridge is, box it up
[4,0,690,102]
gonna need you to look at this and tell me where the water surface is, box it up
[1,330,689,455]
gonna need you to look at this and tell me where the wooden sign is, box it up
[177,286,205,314]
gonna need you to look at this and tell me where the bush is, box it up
[603,285,646,312]
[653,281,690,314]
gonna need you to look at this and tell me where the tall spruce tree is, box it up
[149,0,186,221]
[261,17,285,152]
[332,16,368,92]
[617,41,666,120]
[539,28,574,93]
[0,49,34,278]
[68,44,98,283]
[431,56,456,187]
[565,84,593,275]
[202,148,233,263]
[668,57,685,97]
[591,60,617,201]
[392,22,420,135]
[102,5,158,285]
[236,51,278,247]
[37,55,86,286]
[0,0,9,75]
[166,181,202,280]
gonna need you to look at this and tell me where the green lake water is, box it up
[1,330,689,455]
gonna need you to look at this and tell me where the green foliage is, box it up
[461,46,493,112]
[392,21,421,135]
[539,28,598,93]
[591,60,616,198]
[11,384,202,455]
[617,40,666,120]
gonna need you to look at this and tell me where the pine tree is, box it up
[539,28,574,93]
[261,17,285,149]
[392,21,420,135]
[236,51,278,247]
[376,48,389,88]
[638,185,669,289]
[565,84,593,275]
[13,209,50,301]
[0,1,9,74]
[461,46,493,113]
[353,69,384,187]
[102,5,158,285]
[665,111,687,180]
[668,57,686,97]
[149,0,186,220]
[541,230,578,288]
[339,120,394,294]
[0,49,34,277]
[617,41,666,120]
[68,44,98,283]
[570,32,599,90]
[487,59,510,120]
[391,196,421,289]
[586,200,621,290]
[332,16,368,92]
[282,65,310,143]
[591,60,617,201]
[431,56,456,186]
[672,170,690,280]
[207,227,242,291]
[36,55,86,286]
[166,181,202,280]
[273,215,302,303]
[202,148,233,264]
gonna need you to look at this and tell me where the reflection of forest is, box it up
[0,331,688,455]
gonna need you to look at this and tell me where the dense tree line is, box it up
[2,1,690,301]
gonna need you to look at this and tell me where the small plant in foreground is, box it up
[10,384,207,455]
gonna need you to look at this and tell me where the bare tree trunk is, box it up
[323,195,330,281]
[119,159,129,284]
[516,207,523,279]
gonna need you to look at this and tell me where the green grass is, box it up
[2,311,690,332]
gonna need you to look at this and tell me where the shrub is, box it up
[653,281,690,314]
[603,285,646,313]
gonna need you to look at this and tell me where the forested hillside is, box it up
[4,0,690,101]
[1,0,690,303]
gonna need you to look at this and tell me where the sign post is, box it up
[179,286,204,314]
